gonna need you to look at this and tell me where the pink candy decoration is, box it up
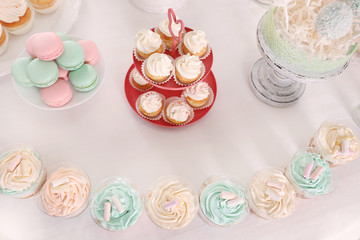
[220,191,237,200]
[341,139,350,155]
[167,8,185,56]
[303,162,314,179]
[111,196,124,214]
[265,188,282,202]
[227,198,244,207]
[51,177,70,187]
[163,198,179,210]
[266,180,284,190]
[7,155,22,172]
[104,202,111,222]
[310,166,324,181]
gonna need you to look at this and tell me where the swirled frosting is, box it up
[250,169,296,218]
[146,53,173,77]
[184,82,210,101]
[41,168,90,217]
[146,180,197,230]
[176,54,202,79]
[133,69,148,86]
[92,180,142,231]
[288,151,331,195]
[0,0,27,23]
[166,100,191,122]
[313,122,360,165]
[200,180,249,226]
[140,91,163,113]
[135,29,162,54]
[159,18,182,37]
[183,30,208,54]
[0,148,42,194]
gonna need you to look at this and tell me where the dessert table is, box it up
[0,0,360,239]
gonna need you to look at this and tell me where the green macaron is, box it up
[56,32,72,41]
[69,64,98,92]
[12,57,33,87]
[56,40,85,71]
[27,59,59,88]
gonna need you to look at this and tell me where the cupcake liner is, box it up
[135,92,165,121]
[129,68,153,92]
[141,56,174,85]
[155,27,187,50]
[30,0,61,14]
[181,84,214,110]
[177,41,212,60]
[133,42,166,62]
[173,57,205,87]
[162,97,194,126]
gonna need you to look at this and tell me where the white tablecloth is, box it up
[1,0,360,239]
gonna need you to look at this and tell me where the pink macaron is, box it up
[78,40,99,65]
[25,33,40,58]
[40,79,72,107]
[58,65,69,81]
[30,32,64,61]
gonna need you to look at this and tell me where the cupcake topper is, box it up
[167,8,185,57]
[7,154,22,172]
[111,195,125,214]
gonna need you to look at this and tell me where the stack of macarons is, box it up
[12,32,100,107]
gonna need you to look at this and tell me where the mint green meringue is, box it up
[200,180,249,226]
[91,179,142,231]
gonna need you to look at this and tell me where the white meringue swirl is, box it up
[184,82,210,101]
[135,29,162,54]
[183,30,208,54]
[146,53,173,77]
[140,91,163,113]
[0,0,27,23]
[159,18,182,37]
[176,54,202,79]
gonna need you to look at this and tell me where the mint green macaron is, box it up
[56,40,85,71]
[69,64,98,92]
[56,32,72,41]
[12,57,33,87]
[27,59,59,88]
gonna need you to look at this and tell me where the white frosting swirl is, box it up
[250,169,296,218]
[140,91,163,113]
[314,122,360,165]
[133,69,148,86]
[166,100,191,122]
[41,168,90,217]
[135,29,162,54]
[0,0,27,23]
[146,180,197,230]
[184,82,210,101]
[159,18,182,37]
[183,30,208,54]
[146,53,173,77]
[0,149,42,192]
[176,54,202,79]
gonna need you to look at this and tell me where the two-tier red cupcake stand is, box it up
[124,9,217,128]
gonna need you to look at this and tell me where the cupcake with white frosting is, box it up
[144,53,173,83]
[157,18,185,49]
[145,176,198,230]
[183,82,210,108]
[249,168,297,219]
[38,164,90,218]
[131,68,152,91]
[175,53,203,84]
[182,30,209,58]
[135,29,164,59]
[137,91,164,118]
[0,0,35,35]
[312,120,360,167]
[27,0,60,14]
[0,24,9,55]
[165,98,193,125]
[0,146,46,198]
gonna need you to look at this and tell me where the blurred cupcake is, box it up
[249,168,297,219]
[0,24,9,55]
[312,120,360,167]
[137,91,164,119]
[175,54,203,85]
[145,176,198,230]
[131,68,152,91]
[182,30,209,58]
[157,18,185,49]
[165,98,192,125]
[0,145,46,198]
[38,164,90,218]
[183,82,210,108]
[27,0,60,14]
[135,29,164,59]
[144,53,173,83]
[0,0,34,35]
[285,148,333,198]
[90,177,143,231]
[199,176,250,227]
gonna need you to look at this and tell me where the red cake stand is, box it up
[124,8,217,128]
